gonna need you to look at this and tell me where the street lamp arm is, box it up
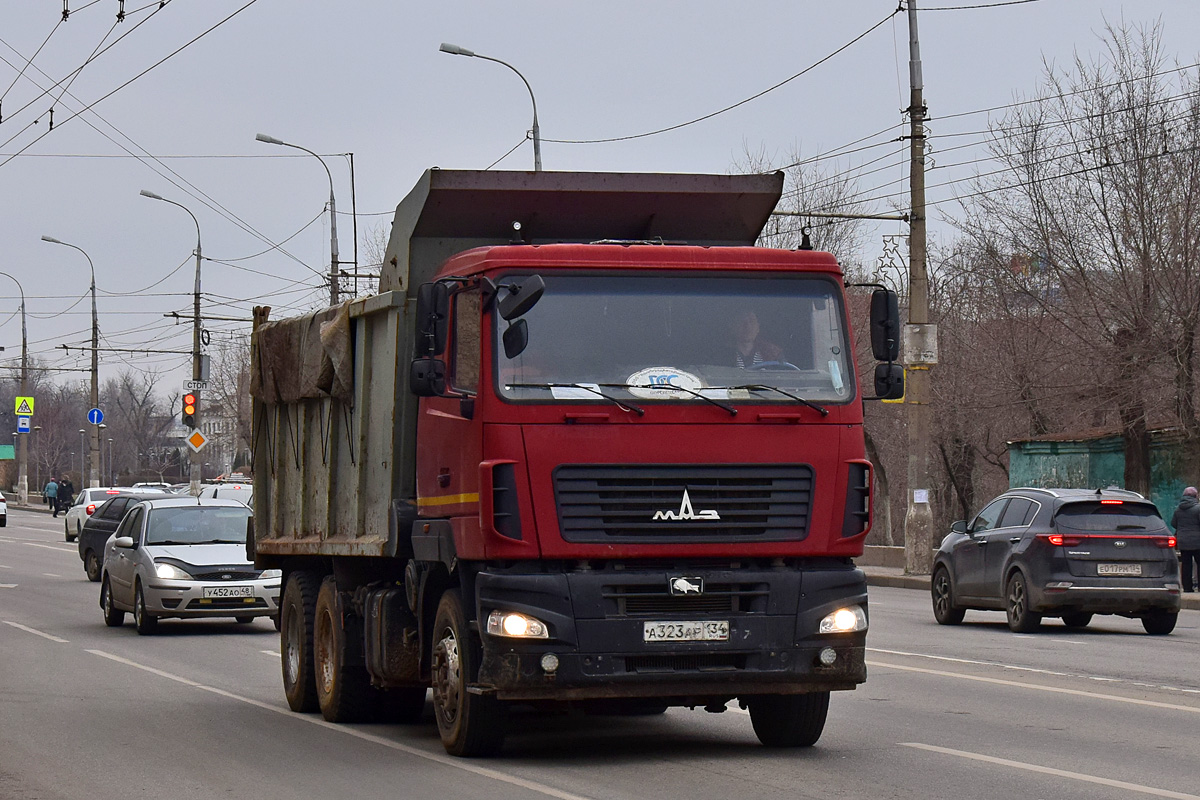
[140,190,200,249]
[41,236,95,285]
[438,44,541,171]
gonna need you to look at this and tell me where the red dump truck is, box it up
[250,169,902,756]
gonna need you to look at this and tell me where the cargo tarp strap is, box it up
[341,402,356,467]
[251,403,276,479]
[319,397,331,467]
[282,403,301,471]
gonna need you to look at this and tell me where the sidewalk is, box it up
[860,563,1200,611]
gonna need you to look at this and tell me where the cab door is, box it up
[953,498,1008,599]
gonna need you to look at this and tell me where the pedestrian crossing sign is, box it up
[14,396,34,415]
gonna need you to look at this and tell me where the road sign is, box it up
[17,417,30,433]
[87,407,104,425]
[184,380,210,392]
[186,429,208,453]
[14,396,34,415]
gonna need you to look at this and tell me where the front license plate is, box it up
[1097,563,1142,576]
[202,585,254,598]
[643,621,729,642]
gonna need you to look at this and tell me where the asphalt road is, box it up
[2,507,1198,800]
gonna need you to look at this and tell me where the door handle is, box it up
[1009,537,1021,543]
[976,539,987,546]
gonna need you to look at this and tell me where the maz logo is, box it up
[651,489,720,521]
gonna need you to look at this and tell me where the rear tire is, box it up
[747,691,830,747]
[65,521,74,542]
[314,576,375,722]
[134,582,158,635]
[1061,612,1092,629]
[101,577,124,627]
[84,551,102,582]
[1006,572,1041,633]
[281,571,321,713]
[1142,609,1177,635]
[931,566,966,625]
[431,589,507,756]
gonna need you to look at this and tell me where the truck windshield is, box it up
[496,274,855,404]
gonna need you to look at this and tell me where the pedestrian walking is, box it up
[1171,486,1200,592]
[57,476,74,516]
[44,478,59,516]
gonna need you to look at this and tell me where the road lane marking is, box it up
[869,647,1071,677]
[260,650,278,657]
[22,542,75,553]
[87,650,594,800]
[0,564,13,569]
[0,583,17,589]
[868,660,1200,714]
[901,742,1200,799]
[3,621,68,643]
[42,573,61,578]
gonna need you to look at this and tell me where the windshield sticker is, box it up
[550,383,602,400]
[829,360,844,392]
[626,367,704,399]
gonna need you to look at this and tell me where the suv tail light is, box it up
[86,504,96,515]
[1039,533,1083,546]
[1159,536,1177,548]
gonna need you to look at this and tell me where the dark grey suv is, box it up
[932,488,1182,634]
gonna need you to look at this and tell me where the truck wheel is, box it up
[1005,572,1041,633]
[281,571,321,713]
[431,589,507,756]
[85,550,102,582]
[931,567,966,625]
[314,576,374,722]
[1142,609,1177,635]
[101,577,124,627]
[747,691,830,747]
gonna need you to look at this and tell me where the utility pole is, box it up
[89,265,99,488]
[904,0,937,574]
[0,272,29,504]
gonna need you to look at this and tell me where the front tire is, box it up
[84,551,102,582]
[1142,609,1177,635]
[431,589,507,757]
[1006,572,1041,633]
[281,571,321,713]
[931,566,966,625]
[101,577,124,627]
[134,582,158,635]
[314,576,374,722]
[747,691,830,747]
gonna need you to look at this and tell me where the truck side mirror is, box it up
[497,274,545,320]
[409,358,446,397]
[415,283,450,356]
[502,319,529,358]
[874,363,904,400]
[870,289,900,362]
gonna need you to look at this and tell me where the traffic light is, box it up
[182,392,198,428]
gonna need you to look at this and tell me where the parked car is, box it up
[99,497,280,634]
[77,492,170,582]
[197,482,253,507]
[0,491,6,527]
[931,487,1182,634]
[132,481,172,491]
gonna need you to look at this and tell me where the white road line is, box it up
[87,650,593,800]
[0,563,13,569]
[42,573,60,578]
[260,650,278,657]
[901,742,1200,799]
[22,542,75,553]
[868,660,1200,714]
[3,621,68,643]
[869,647,1072,677]
[0,583,16,589]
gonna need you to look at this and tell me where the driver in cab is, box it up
[730,309,782,368]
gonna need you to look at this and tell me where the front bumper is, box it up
[143,579,281,619]
[473,565,868,701]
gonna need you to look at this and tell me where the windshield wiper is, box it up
[506,383,644,416]
[729,384,829,416]
[603,383,737,417]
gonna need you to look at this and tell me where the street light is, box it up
[140,189,204,496]
[254,133,342,305]
[43,236,101,488]
[439,42,542,172]
[0,271,28,504]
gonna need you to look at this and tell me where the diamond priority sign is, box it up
[185,429,208,453]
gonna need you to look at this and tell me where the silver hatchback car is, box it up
[99,497,280,634]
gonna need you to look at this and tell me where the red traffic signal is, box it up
[182,392,198,427]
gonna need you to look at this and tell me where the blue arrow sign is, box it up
[87,407,104,425]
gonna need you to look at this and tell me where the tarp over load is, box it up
[251,302,352,404]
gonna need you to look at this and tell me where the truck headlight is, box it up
[818,605,867,634]
[154,562,191,581]
[486,610,549,639]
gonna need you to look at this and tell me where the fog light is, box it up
[818,605,867,634]
[818,647,837,666]
[540,653,560,673]
[486,610,549,639]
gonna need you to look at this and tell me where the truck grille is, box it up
[603,582,769,616]
[554,464,813,543]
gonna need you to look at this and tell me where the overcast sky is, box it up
[1,0,1198,397]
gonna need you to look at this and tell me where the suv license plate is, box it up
[202,586,254,598]
[643,621,729,642]
[1097,563,1142,576]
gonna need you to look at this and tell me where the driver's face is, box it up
[731,311,759,341]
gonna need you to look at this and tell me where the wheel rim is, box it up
[933,572,951,617]
[315,606,335,695]
[87,553,99,579]
[1008,578,1025,624]
[284,603,302,685]
[135,589,145,626]
[432,626,462,727]
[102,582,112,615]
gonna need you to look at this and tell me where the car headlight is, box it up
[818,605,867,634]
[258,569,282,579]
[486,610,549,639]
[154,563,191,580]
